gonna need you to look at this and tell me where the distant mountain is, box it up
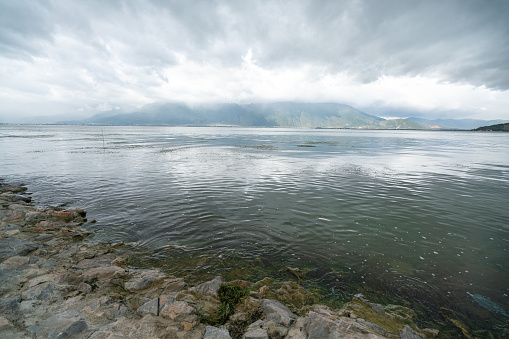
[407,117,508,130]
[473,123,509,131]
[78,102,436,129]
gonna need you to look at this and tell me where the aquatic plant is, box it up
[198,283,248,325]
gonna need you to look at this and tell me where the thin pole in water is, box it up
[101,129,105,151]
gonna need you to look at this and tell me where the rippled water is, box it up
[1,125,508,332]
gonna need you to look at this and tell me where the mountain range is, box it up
[59,102,507,130]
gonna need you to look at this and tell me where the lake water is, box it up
[1,125,508,332]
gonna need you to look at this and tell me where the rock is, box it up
[27,310,88,338]
[0,256,30,285]
[422,328,439,337]
[0,238,40,259]
[0,316,14,329]
[203,325,231,339]
[137,297,160,316]
[260,299,297,327]
[72,254,115,269]
[304,311,385,339]
[190,276,222,295]
[23,282,55,301]
[124,269,167,291]
[244,328,269,339]
[90,315,160,338]
[400,324,422,339]
[0,294,21,314]
[77,282,92,294]
[275,281,318,310]
[163,278,187,293]
[81,265,126,282]
[286,317,307,339]
[160,300,194,320]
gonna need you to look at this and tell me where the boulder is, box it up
[203,325,231,339]
[124,269,167,291]
[260,299,297,327]
[27,310,88,338]
[0,238,40,259]
[304,311,385,339]
[190,276,222,296]
[244,327,269,339]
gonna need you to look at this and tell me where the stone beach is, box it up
[0,181,442,338]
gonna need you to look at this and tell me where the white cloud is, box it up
[1,0,509,121]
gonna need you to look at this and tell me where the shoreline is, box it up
[1,181,446,338]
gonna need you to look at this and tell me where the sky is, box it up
[1,0,509,122]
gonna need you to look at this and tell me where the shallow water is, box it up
[1,125,508,331]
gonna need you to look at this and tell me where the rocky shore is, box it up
[0,182,441,338]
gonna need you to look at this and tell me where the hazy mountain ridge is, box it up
[56,102,507,130]
[407,117,509,130]
[78,102,433,129]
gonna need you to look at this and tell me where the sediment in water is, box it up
[0,181,451,338]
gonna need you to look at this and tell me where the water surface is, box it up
[1,125,508,332]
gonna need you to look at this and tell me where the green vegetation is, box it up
[198,283,249,326]
[473,122,509,131]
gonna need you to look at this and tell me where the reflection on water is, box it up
[1,125,509,331]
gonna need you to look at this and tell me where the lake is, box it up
[1,125,508,332]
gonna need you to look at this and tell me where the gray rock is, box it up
[0,294,21,314]
[0,315,14,329]
[369,302,386,314]
[190,276,222,295]
[23,282,55,301]
[304,311,385,339]
[10,194,32,203]
[260,299,297,327]
[0,224,21,231]
[0,238,40,259]
[27,310,88,338]
[203,325,231,339]
[400,325,421,339]
[244,328,269,339]
[0,256,30,283]
[124,269,167,291]
[137,297,160,316]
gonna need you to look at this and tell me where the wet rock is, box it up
[124,269,167,291]
[0,238,40,259]
[275,281,318,310]
[422,328,439,337]
[244,327,269,339]
[203,325,231,339]
[260,299,297,327]
[27,310,88,338]
[400,324,422,339]
[190,276,222,296]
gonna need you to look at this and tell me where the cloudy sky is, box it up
[1,0,509,122]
